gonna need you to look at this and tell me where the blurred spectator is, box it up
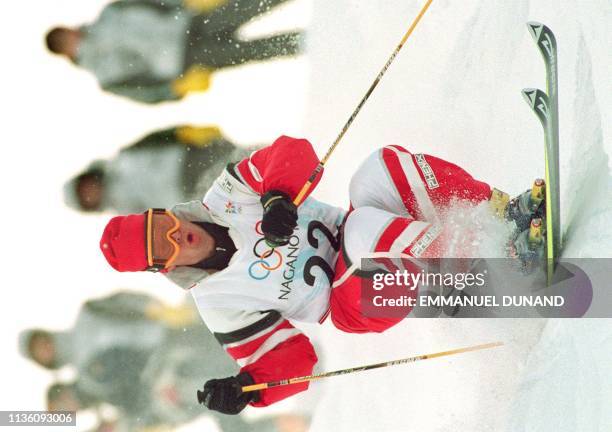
[47,382,88,412]
[45,0,303,103]
[24,291,309,431]
[20,329,60,369]
[89,420,121,432]
[19,292,173,371]
[63,125,255,214]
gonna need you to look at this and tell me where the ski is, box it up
[522,89,549,130]
[523,22,561,285]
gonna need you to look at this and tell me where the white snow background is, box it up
[304,1,612,432]
[0,0,610,431]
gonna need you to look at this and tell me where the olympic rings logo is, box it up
[248,221,283,280]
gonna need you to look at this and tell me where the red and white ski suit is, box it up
[191,136,492,407]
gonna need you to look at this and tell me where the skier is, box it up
[45,0,303,104]
[99,135,543,414]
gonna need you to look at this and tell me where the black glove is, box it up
[197,372,258,415]
[260,190,298,247]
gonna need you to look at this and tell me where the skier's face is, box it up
[167,218,215,267]
[146,211,215,270]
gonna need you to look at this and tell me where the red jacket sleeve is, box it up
[241,333,317,407]
[210,310,318,407]
[234,135,323,202]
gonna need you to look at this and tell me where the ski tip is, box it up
[521,88,550,130]
[526,21,544,28]
[521,88,538,105]
[526,21,542,39]
[528,21,553,41]
[526,21,555,42]
[522,88,547,99]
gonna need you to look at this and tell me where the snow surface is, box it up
[299,1,612,431]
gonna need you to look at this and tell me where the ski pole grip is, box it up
[241,383,269,393]
[293,164,324,206]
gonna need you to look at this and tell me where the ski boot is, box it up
[490,179,547,273]
[505,178,545,233]
[490,178,545,231]
[508,217,546,274]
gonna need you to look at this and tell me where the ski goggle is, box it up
[145,208,181,271]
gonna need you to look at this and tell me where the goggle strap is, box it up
[145,209,154,268]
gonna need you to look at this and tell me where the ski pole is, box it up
[293,0,435,206]
[241,341,503,393]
